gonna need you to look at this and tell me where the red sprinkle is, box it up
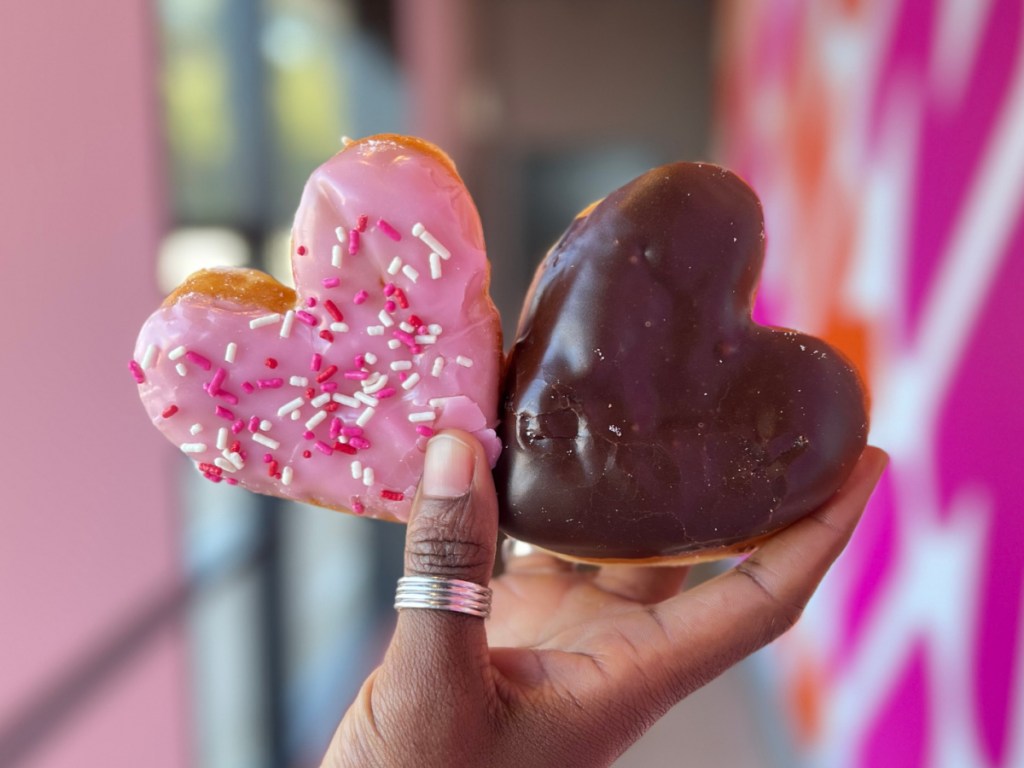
[161,404,179,418]
[319,330,335,343]
[409,315,425,328]
[356,214,368,232]
[302,450,312,459]
[394,288,409,309]
[268,461,279,477]
[199,463,222,476]
[297,245,307,256]
[353,500,365,515]
[305,387,316,400]
[334,442,357,455]
[128,360,145,384]
[316,365,338,383]
[215,406,234,420]
[265,357,278,369]
[324,300,343,322]
[230,440,241,454]
[348,229,360,255]
[185,351,212,371]
[353,289,368,305]
[324,402,340,412]
[310,353,323,372]
[376,218,401,241]
[381,490,405,502]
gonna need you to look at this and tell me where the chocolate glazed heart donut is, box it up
[496,163,869,563]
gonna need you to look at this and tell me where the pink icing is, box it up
[133,137,502,522]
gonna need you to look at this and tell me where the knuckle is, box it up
[406,495,491,578]
[735,559,804,634]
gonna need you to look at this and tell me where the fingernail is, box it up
[422,435,475,498]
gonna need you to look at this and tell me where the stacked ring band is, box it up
[394,575,493,619]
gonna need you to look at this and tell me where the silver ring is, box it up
[394,575,492,619]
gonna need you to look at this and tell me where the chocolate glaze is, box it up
[496,163,869,560]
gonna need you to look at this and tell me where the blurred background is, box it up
[1,0,1021,766]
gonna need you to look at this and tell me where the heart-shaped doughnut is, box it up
[496,162,869,562]
[132,135,502,521]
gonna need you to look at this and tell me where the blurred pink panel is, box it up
[0,2,187,766]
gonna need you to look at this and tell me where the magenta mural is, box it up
[718,1,1024,765]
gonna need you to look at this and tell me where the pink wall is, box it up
[0,4,189,767]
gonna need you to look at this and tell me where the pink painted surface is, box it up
[719,1,1024,765]
[0,3,188,767]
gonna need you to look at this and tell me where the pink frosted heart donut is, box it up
[131,135,502,521]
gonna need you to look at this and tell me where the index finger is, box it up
[644,447,888,701]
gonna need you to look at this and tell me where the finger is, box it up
[639,447,888,701]
[385,431,498,692]
[501,538,574,575]
[592,564,690,604]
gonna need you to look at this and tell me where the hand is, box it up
[323,431,887,768]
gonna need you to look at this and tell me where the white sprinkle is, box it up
[226,451,244,469]
[429,252,442,279]
[175,363,188,377]
[249,314,282,329]
[367,325,385,336]
[414,223,451,260]
[335,226,346,242]
[305,410,328,430]
[354,391,380,407]
[277,397,305,417]
[364,352,378,365]
[362,371,382,388]
[330,322,349,333]
[363,374,389,394]
[181,443,207,454]
[412,222,425,237]
[332,244,343,268]
[428,397,449,408]
[252,433,280,450]
[280,310,295,338]
[190,423,204,435]
[333,393,360,408]
[356,407,376,427]
[216,427,228,451]
[378,309,394,327]
[390,360,412,371]
[260,419,272,431]
[431,356,445,377]
[401,264,420,283]
[281,466,293,486]
[224,342,238,363]
[387,256,403,275]
[168,345,187,360]
[141,344,159,369]
[350,460,363,480]
[402,372,421,390]
[290,376,309,387]
[408,411,436,423]
[311,393,332,408]
[290,410,301,421]
[414,334,437,345]
[387,339,402,349]
[456,356,474,367]
[427,324,443,335]
[399,322,414,334]
[214,458,237,473]
[362,467,375,487]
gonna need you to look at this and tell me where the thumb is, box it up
[387,430,498,685]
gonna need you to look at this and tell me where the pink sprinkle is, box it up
[410,344,423,355]
[215,406,234,420]
[344,370,369,380]
[231,420,245,434]
[348,229,360,255]
[376,218,401,241]
[341,426,364,437]
[128,360,145,384]
[416,425,435,437]
[226,478,239,486]
[315,440,333,455]
[310,353,322,372]
[356,214,368,232]
[217,390,239,405]
[384,300,396,313]
[353,354,365,368]
[393,329,416,346]
[329,417,342,439]
[257,378,284,389]
[377,387,396,399]
[398,372,408,382]
[296,310,318,326]
[185,351,212,371]
[349,436,371,450]
[303,430,315,440]
[248,416,260,433]
[353,500,365,515]
[383,283,396,297]
[306,296,317,307]
[263,453,274,463]
[208,367,227,394]
[320,381,338,392]
[242,381,256,394]
[322,276,340,288]
[353,289,368,305]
